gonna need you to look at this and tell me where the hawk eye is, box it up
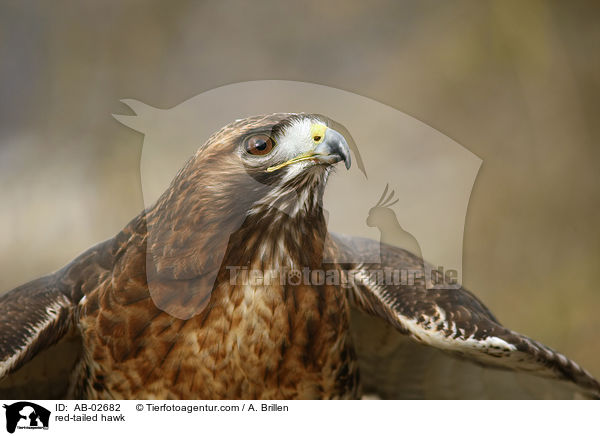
[244,134,275,156]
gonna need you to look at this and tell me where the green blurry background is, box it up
[1,1,599,376]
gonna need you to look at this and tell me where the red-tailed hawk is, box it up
[0,113,598,399]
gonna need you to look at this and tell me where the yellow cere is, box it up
[310,123,327,144]
[266,124,329,173]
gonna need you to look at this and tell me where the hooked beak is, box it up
[266,126,351,173]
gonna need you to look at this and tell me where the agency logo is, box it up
[2,402,50,434]
[114,80,481,319]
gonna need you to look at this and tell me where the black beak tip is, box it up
[343,152,351,170]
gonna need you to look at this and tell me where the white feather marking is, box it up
[0,295,71,377]
[353,269,517,361]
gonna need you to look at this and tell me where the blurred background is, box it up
[0,1,598,376]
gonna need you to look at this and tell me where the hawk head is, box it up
[144,113,352,318]
[193,113,349,191]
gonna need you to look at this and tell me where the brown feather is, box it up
[1,113,598,400]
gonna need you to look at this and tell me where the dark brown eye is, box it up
[244,134,275,155]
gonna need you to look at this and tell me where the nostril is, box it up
[313,135,322,142]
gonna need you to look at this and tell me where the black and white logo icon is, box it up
[3,402,50,434]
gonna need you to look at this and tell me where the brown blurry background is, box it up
[0,1,599,376]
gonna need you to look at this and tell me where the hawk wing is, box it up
[0,275,80,399]
[331,233,600,399]
[0,236,119,399]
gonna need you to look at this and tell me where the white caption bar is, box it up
[0,400,595,436]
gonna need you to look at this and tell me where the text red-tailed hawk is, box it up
[0,113,598,399]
